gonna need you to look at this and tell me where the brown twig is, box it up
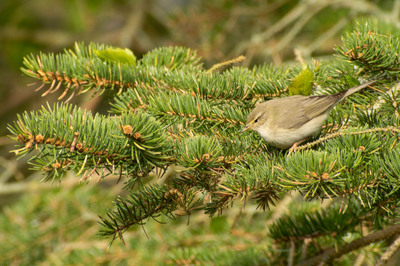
[376,233,400,266]
[298,223,400,266]
[294,126,400,152]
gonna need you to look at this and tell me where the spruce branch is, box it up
[8,103,172,182]
[98,184,175,241]
[147,93,247,131]
[294,126,400,152]
[21,43,203,102]
[21,43,135,102]
[23,41,298,111]
[336,19,400,77]
[299,223,400,266]
[269,201,366,244]
[99,182,204,242]
[205,155,280,216]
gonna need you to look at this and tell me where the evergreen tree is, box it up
[8,19,400,264]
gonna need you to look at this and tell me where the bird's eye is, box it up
[254,118,258,123]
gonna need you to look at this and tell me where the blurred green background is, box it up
[0,0,396,264]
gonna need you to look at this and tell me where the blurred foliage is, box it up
[0,174,286,265]
[1,0,400,265]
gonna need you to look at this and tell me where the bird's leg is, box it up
[287,138,310,155]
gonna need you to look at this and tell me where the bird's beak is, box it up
[241,124,250,133]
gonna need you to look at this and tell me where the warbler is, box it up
[241,81,375,149]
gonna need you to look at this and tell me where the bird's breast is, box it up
[255,114,328,149]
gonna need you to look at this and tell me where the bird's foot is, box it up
[287,138,309,155]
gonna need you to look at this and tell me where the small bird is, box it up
[241,81,375,149]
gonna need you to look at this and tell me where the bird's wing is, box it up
[275,81,375,130]
[293,81,375,126]
[303,94,343,119]
[276,94,342,130]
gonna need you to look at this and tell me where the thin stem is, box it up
[299,223,400,266]
[376,233,400,266]
[294,126,400,152]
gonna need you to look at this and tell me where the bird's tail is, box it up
[343,80,376,98]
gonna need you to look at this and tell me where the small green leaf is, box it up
[288,66,314,96]
[94,47,136,66]
[209,216,230,234]
[343,74,360,87]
